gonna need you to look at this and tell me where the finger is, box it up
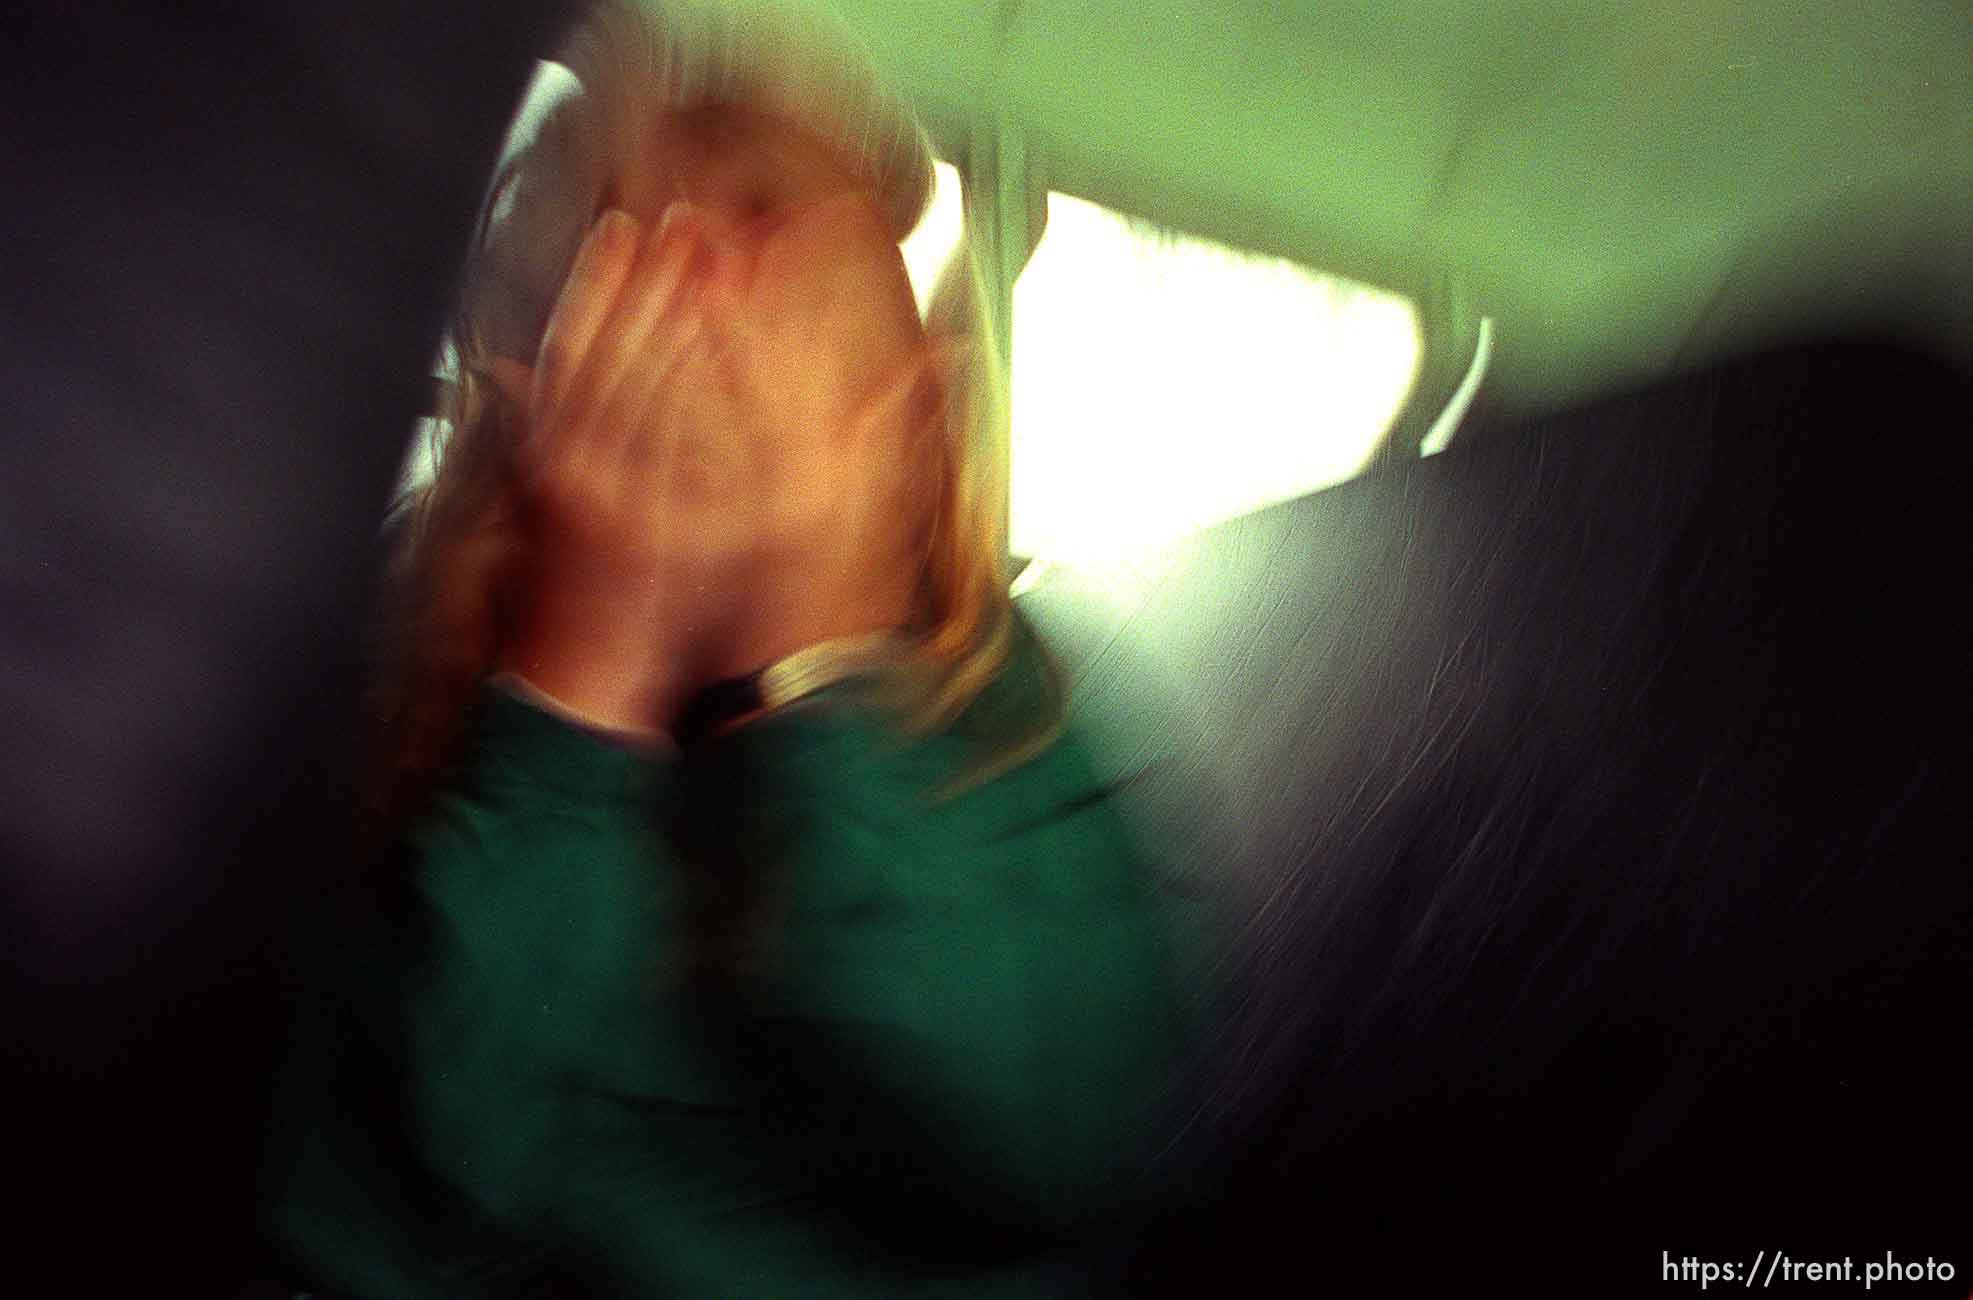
[603,318,709,529]
[534,208,643,435]
[485,358,548,479]
[615,349,705,526]
[573,202,712,469]
[847,340,955,458]
[484,357,535,415]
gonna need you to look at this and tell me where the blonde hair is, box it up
[354,1,1065,863]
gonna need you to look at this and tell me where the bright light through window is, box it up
[904,161,1421,568]
[406,80,1425,562]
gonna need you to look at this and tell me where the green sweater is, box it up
[264,625,1191,1298]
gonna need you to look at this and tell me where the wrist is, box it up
[485,670,682,753]
[678,626,912,746]
[496,581,690,737]
[490,648,685,741]
[705,570,919,683]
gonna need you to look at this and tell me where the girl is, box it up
[262,3,1189,1295]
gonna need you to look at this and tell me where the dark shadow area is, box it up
[3,4,577,1292]
[1020,336,1971,1297]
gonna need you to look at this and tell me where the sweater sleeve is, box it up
[263,682,688,1298]
[266,642,1190,1296]
[696,663,1191,1244]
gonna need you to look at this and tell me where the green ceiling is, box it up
[757,0,1970,418]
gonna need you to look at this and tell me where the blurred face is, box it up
[565,100,947,617]
[606,103,929,420]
